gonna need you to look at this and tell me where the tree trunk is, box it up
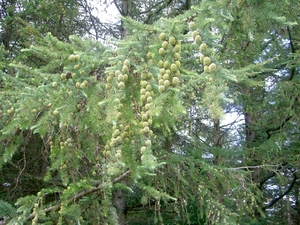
[2,1,16,51]
[244,112,256,144]
[213,118,221,147]
[294,183,300,225]
[213,118,222,165]
[242,89,264,221]
[113,188,127,225]
[119,0,129,39]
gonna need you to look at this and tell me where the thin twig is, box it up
[228,164,283,170]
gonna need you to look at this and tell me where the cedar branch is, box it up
[264,173,297,209]
[26,170,131,221]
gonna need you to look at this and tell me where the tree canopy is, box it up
[1,0,300,224]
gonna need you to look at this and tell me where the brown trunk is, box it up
[120,0,129,39]
[113,188,127,225]
[213,118,221,147]
[245,112,256,144]
[286,193,292,224]
[242,90,263,222]
[294,183,300,225]
[2,1,16,51]
[244,111,261,183]
[213,118,222,165]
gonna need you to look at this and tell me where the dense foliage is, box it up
[1,0,300,224]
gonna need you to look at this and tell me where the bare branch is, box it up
[229,164,284,171]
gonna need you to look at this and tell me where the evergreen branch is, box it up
[143,0,173,24]
[265,114,292,139]
[26,170,131,221]
[7,161,65,187]
[264,173,298,209]
[265,95,298,139]
[258,162,288,188]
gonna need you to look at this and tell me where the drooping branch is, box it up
[26,170,131,221]
[265,95,299,139]
[265,115,292,139]
[264,173,298,210]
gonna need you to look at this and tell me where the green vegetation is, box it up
[1,0,299,224]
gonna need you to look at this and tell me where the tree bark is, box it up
[1,0,16,51]
[213,118,222,165]
[244,112,256,144]
[113,188,127,225]
[120,0,129,39]
[295,183,300,225]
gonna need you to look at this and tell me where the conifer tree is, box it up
[1,0,300,224]
[0,8,258,225]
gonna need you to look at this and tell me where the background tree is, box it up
[196,0,300,223]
